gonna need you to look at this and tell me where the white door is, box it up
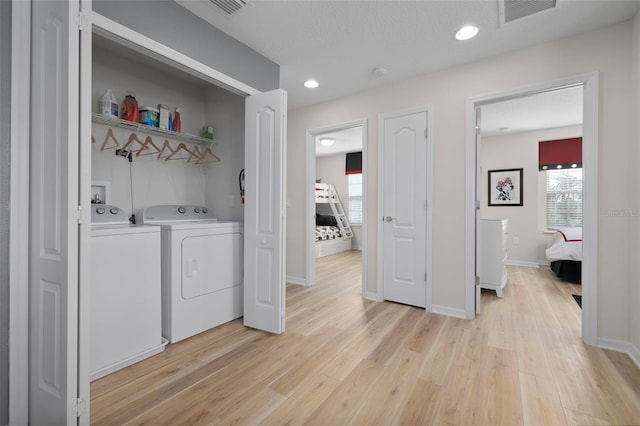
[30,0,83,423]
[244,89,287,334]
[475,107,482,315]
[381,110,428,308]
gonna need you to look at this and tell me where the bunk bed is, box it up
[315,183,353,258]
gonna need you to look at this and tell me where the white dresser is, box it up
[479,218,508,298]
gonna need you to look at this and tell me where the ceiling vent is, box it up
[499,0,557,26]
[208,0,248,16]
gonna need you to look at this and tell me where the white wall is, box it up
[0,1,9,422]
[316,154,362,249]
[481,125,582,266]
[288,21,635,341]
[631,11,640,355]
[203,86,246,221]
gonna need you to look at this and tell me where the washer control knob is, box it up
[110,207,119,215]
[177,206,186,214]
[194,208,200,213]
[202,208,208,214]
[96,207,105,215]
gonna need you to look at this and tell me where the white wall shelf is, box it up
[92,112,213,145]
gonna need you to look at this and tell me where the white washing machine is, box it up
[139,205,243,343]
[90,204,166,380]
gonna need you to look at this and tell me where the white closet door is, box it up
[244,89,287,334]
[381,110,428,308]
[29,0,82,424]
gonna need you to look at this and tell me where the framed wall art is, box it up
[488,168,523,206]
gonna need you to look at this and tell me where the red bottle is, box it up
[173,107,181,133]
[121,91,139,122]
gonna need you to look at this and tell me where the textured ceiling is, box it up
[480,86,583,136]
[178,0,640,110]
[313,86,584,154]
[315,126,364,157]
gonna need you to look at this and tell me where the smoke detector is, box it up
[371,66,388,78]
[499,0,557,26]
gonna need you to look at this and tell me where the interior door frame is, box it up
[9,1,31,423]
[305,119,368,295]
[377,105,433,307]
[465,73,599,346]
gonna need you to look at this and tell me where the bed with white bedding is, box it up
[545,227,582,283]
[315,217,351,258]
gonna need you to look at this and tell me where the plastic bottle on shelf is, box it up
[99,89,118,118]
[121,91,139,123]
[173,107,181,133]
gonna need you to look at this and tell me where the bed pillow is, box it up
[316,214,338,227]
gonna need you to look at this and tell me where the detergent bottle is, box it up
[121,91,139,122]
[99,89,118,118]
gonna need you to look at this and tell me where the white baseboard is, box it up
[428,304,467,319]
[597,337,640,369]
[506,260,541,268]
[286,275,308,286]
[363,291,381,302]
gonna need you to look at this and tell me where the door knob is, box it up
[384,216,395,222]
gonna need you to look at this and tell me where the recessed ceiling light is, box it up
[455,25,479,41]
[304,79,319,89]
[320,138,335,147]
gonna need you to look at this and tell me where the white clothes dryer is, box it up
[139,205,243,344]
[90,204,165,380]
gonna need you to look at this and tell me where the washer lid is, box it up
[91,224,160,237]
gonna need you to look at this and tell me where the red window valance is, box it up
[539,137,582,170]
[345,151,362,175]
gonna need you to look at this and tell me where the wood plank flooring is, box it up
[91,251,640,425]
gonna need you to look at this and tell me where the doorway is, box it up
[306,120,367,294]
[466,73,598,345]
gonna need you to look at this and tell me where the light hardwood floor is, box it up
[91,251,640,425]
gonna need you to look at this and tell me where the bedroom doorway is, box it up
[306,120,367,295]
[466,73,598,345]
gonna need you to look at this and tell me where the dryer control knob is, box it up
[110,207,119,215]
[96,207,105,215]
[177,206,186,214]
[194,208,200,213]
[202,208,208,214]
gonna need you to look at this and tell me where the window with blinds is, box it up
[348,173,363,224]
[546,168,583,229]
